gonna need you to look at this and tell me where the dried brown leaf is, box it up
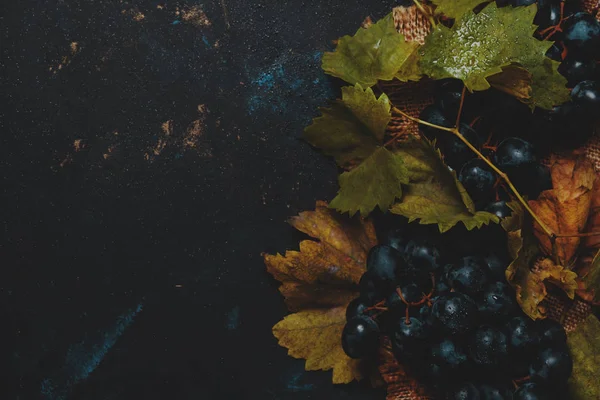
[529,155,596,265]
[265,201,378,383]
[503,202,578,319]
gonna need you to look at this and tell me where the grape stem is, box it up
[390,83,600,244]
[391,105,557,239]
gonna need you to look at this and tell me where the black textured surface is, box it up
[1,1,398,399]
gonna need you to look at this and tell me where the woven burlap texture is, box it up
[378,2,599,399]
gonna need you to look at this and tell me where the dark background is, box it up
[1,1,396,399]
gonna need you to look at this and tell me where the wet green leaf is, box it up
[431,0,491,19]
[419,3,569,108]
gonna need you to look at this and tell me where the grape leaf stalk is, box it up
[388,85,600,247]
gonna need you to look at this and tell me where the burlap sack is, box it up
[379,1,599,398]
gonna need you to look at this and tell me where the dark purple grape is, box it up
[530,102,595,152]
[397,281,424,304]
[513,382,549,400]
[431,293,478,335]
[571,80,600,110]
[434,78,464,120]
[381,228,406,253]
[469,325,509,368]
[529,346,573,383]
[446,382,481,400]
[563,12,600,57]
[447,256,490,296]
[535,318,567,347]
[403,238,443,274]
[459,159,496,205]
[485,200,512,219]
[430,338,469,375]
[435,273,452,295]
[346,297,372,321]
[558,57,599,87]
[359,271,380,305]
[535,0,563,33]
[366,245,406,293]
[506,316,541,355]
[439,123,483,171]
[419,104,453,141]
[341,315,380,359]
[478,382,514,400]
[391,316,430,361]
[479,281,518,320]
[544,41,565,62]
[484,251,510,282]
[511,163,552,200]
[495,137,536,170]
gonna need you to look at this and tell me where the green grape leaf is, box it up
[419,3,569,109]
[322,13,421,87]
[502,202,578,320]
[431,0,491,19]
[394,48,423,82]
[567,314,600,400]
[341,85,392,142]
[330,147,409,217]
[303,84,391,167]
[389,137,499,233]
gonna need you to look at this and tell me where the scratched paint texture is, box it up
[1,1,393,399]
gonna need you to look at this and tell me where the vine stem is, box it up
[390,105,555,239]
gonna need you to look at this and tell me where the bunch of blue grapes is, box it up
[416,1,599,213]
[341,219,572,399]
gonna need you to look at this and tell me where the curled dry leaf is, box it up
[264,201,377,383]
[529,155,597,266]
[503,203,578,319]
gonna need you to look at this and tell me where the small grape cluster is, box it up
[417,3,599,212]
[419,87,553,214]
[341,221,572,399]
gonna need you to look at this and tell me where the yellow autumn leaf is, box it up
[265,200,377,383]
[273,307,365,384]
[529,155,596,265]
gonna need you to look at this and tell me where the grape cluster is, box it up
[417,1,600,210]
[419,87,553,211]
[341,219,572,399]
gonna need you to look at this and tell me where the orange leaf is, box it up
[264,200,376,311]
[378,337,432,400]
[265,201,378,384]
[529,155,596,265]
